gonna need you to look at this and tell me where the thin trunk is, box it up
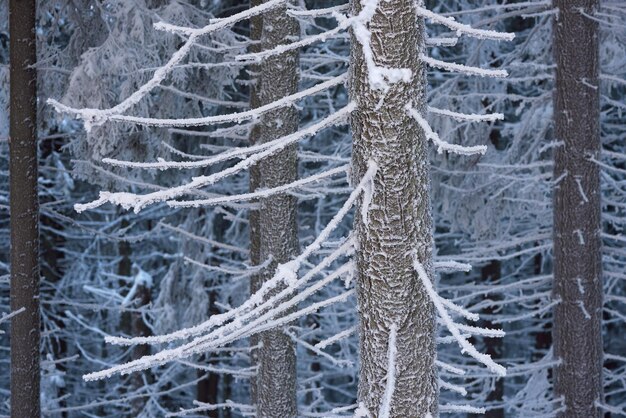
[248,0,263,407]
[533,252,551,362]
[482,261,504,418]
[253,3,300,417]
[552,1,603,417]
[118,220,132,337]
[9,0,40,416]
[350,0,438,416]
[130,280,152,416]
[197,291,220,418]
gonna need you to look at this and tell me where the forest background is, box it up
[0,0,625,417]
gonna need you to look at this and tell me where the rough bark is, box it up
[552,1,603,417]
[349,0,438,416]
[9,0,40,417]
[252,3,300,417]
[248,0,263,407]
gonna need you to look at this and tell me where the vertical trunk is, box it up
[253,3,300,417]
[248,0,263,407]
[130,280,152,416]
[482,261,504,418]
[533,252,551,362]
[350,0,438,416]
[197,291,220,418]
[552,1,603,417]
[9,0,40,417]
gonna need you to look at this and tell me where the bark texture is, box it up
[350,0,438,416]
[552,1,603,417]
[252,3,300,417]
[248,0,263,407]
[9,0,40,417]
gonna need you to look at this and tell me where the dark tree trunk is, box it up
[9,0,40,417]
[482,261,504,418]
[197,291,220,418]
[248,0,263,408]
[552,1,603,417]
[533,252,551,362]
[129,280,153,416]
[253,2,300,416]
[349,0,438,415]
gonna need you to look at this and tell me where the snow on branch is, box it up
[413,258,506,377]
[167,164,349,208]
[406,106,488,156]
[84,265,355,381]
[439,404,486,414]
[287,4,349,18]
[47,0,289,131]
[0,307,26,334]
[421,54,508,78]
[82,164,379,381]
[236,16,353,63]
[75,102,355,213]
[378,324,398,418]
[104,99,350,171]
[415,6,515,41]
[434,260,473,273]
[85,74,347,128]
[314,325,357,350]
[428,106,504,123]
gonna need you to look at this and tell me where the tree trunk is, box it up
[552,1,603,417]
[349,0,438,416]
[481,261,504,418]
[197,290,220,418]
[129,279,153,416]
[9,0,40,417]
[253,3,300,417]
[248,0,263,408]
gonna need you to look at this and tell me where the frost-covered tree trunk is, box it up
[9,0,40,417]
[552,1,603,417]
[350,0,438,416]
[253,3,300,417]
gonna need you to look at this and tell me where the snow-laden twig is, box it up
[421,54,508,78]
[102,162,376,347]
[439,404,486,414]
[413,257,506,377]
[0,307,26,334]
[84,269,354,381]
[236,15,352,63]
[407,106,488,155]
[315,325,357,350]
[166,400,254,417]
[416,6,515,41]
[104,101,351,171]
[167,165,349,208]
[287,4,349,18]
[428,106,504,122]
[47,0,288,131]
[92,75,346,128]
[378,324,397,418]
[75,103,355,213]
[434,260,472,273]
[83,165,379,381]
[106,239,352,348]
[435,360,465,376]
[439,379,467,396]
